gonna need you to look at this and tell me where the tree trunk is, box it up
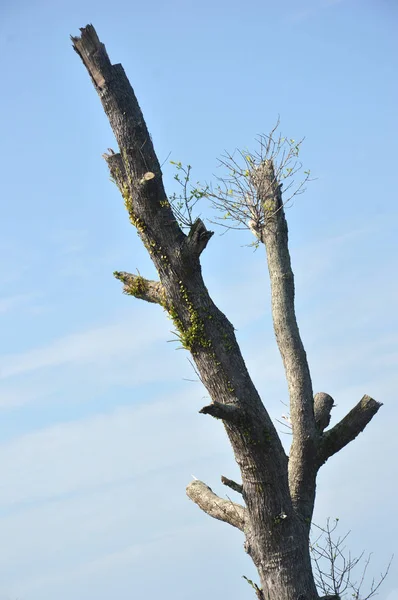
[189,477,318,599]
[247,518,319,600]
[71,24,381,600]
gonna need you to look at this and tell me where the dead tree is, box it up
[71,24,382,600]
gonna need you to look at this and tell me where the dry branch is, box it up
[186,480,247,531]
[318,395,382,465]
[113,271,167,306]
[221,475,243,495]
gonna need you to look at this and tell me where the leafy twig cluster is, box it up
[168,121,312,244]
[168,161,208,229]
[206,119,312,242]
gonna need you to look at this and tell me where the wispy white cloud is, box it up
[6,516,248,600]
[0,375,394,600]
[0,387,239,600]
[12,523,204,595]
[0,389,226,509]
[0,376,61,409]
[0,302,192,411]
[0,309,167,381]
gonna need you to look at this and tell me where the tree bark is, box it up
[318,394,382,465]
[253,160,319,524]
[71,25,381,600]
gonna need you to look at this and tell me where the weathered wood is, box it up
[221,475,243,494]
[72,24,381,600]
[319,395,382,465]
[186,479,247,531]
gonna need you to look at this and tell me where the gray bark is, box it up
[71,24,382,600]
[318,395,382,465]
[221,475,244,494]
[186,480,247,531]
[314,393,335,432]
[253,160,319,523]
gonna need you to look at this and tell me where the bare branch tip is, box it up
[221,475,243,494]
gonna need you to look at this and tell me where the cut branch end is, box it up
[199,401,242,423]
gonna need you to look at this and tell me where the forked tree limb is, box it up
[186,480,247,531]
[103,149,213,258]
[318,395,382,465]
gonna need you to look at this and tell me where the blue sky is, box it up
[0,0,397,598]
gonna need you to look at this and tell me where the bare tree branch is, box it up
[318,395,382,465]
[221,475,243,494]
[186,480,247,531]
[113,271,167,306]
